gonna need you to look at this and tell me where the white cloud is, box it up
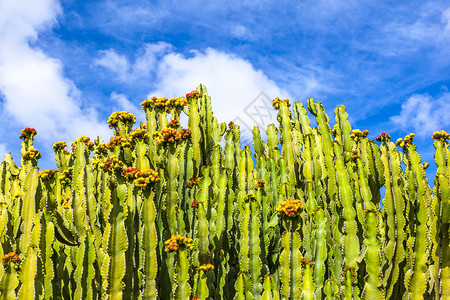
[390,92,450,137]
[132,42,172,76]
[93,49,130,80]
[374,4,450,56]
[148,48,291,141]
[0,0,61,39]
[94,42,172,81]
[443,7,450,37]
[229,25,253,40]
[110,92,144,121]
[0,0,110,150]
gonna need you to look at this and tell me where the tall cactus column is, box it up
[16,128,40,298]
[378,132,407,299]
[431,130,450,300]
[164,234,194,299]
[277,198,305,299]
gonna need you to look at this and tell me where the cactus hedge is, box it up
[0,85,449,299]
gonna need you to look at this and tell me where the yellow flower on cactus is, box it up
[2,252,19,266]
[22,148,41,161]
[71,136,94,152]
[272,97,290,110]
[431,130,450,141]
[164,234,194,252]
[38,169,57,180]
[107,111,136,129]
[197,264,214,272]
[276,198,304,218]
[52,141,68,152]
[19,127,37,139]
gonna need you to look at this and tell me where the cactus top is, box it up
[141,96,188,110]
[431,130,450,141]
[396,133,415,148]
[2,252,19,266]
[38,169,57,180]
[107,136,132,150]
[59,167,73,185]
[255,179,265,190]
[128,128,150,144]
[185,90,200,101]
[186,177,200,188]
[52,141,68,152]
[243,193,257,202]
[122,168,160,188]
[99,156,123,172]
[276,198,304,218]
[22,148,41,161]
[19,127,37,139]
[94,143,108,156]
[350,129,369,141]
[107,111,136,128]
[153,127,191,147]
[71,136,94,152]
[272,97,291,110]
[164,235,194,252]
[197,264,214,272]
[376,132,391,142]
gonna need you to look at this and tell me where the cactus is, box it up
[0,85,447,299]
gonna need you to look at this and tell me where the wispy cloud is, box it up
[93,49,129,80]
[93,42,172,82]
[110,92,144,121]
[390,91,450,137]
[443,7,450,37]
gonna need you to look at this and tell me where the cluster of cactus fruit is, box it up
[0,84,449,299]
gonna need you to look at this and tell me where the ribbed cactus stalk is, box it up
[238,193,262,298]
[312,207,327,298]
[0,252,20,299]
[362,210,385,299]
[138,188,157,299]
[194,168,211,268]
[378,132,407,299]
[234,271,252,300]
[261,274,279,300]
[187,90,202,177]
[307,98,342,288]
[193,263,214,300]
[397,133,431,299]
[342,266,358,300]
[334,142,360,270]
[278,199,304,299]
[100,173,128,299]
[273,98,296,198]
[38,211,56,299]
[431,130,450,300]
[18,213,40,298]
[164,234,194,299]
[301,259,315,300]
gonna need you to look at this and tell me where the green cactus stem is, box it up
[238,193,262,298]
[164,234,194,299]
[0,252,20,300]
[261,274,279,300]
[362,210,385,299]
[278,199,304,299]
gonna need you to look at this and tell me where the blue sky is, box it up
[0,0,449,183]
